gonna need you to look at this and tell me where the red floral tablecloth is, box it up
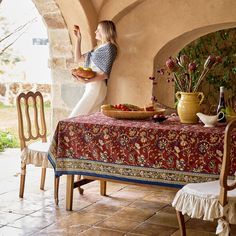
[48,112,236,187]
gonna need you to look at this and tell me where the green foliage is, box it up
[0,130,19,152]
[179,28,236,105]
[0,102,11,108]
[0,12,26,72]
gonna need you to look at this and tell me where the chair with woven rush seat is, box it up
[172,119,236,236]
[17,91,59,205]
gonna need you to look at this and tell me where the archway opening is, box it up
[0,0,51,151]
[153,24,236,110]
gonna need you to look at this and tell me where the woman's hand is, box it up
[72,74,88,84]
[74,25,81,39]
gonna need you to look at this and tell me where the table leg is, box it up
[66,175,74,211]
[100,180,107,196]
[76,175,84,194]
[54,176,60,205]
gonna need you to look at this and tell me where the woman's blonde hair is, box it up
[99,20,118,46]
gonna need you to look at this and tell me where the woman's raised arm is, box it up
[74,25,85,63]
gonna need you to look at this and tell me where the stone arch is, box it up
[154,22,236,107]
[55,0,97,49]
[98,0,144,22]
[32,0,75,130]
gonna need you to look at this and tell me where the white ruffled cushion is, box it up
[21,140,52,168]
[172,180,236,235]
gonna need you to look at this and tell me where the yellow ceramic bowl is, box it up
[226,115,236,122]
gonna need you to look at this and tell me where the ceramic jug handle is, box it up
[217,111,225,121]
[175,91,181,101]
[198,92,204,104]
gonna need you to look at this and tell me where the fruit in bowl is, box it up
[152,114,167,123]
[144,104,155,111]
[101,103,143,111]
[72,67,96,79]
[101,103,165,119]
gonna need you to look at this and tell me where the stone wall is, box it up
[0,82,51,106]
[30,0,236,131]
[32,0,81,130]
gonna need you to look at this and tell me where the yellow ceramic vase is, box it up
[176,91,204,124]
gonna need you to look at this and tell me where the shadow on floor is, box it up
[0,148,234,236]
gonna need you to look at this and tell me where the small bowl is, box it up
[152,115,167,123]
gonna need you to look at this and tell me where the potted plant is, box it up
[157,55,222,123]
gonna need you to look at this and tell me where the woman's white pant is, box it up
[68,80,107,118]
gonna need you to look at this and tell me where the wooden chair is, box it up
[172,119,236,236]
[226,95,236,111]
[17,91,59,204]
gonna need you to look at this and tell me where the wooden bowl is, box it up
[101,108,165,120]
[72,68,96,79]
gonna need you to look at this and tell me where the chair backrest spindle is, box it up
[219,119,236,206]
[16,91,47,150]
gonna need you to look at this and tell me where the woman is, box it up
[69,20,118,117]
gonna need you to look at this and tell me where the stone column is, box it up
[32,0,84,132]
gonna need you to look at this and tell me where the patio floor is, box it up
[0,148,235,236]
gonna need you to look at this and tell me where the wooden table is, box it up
[48,112,236,210]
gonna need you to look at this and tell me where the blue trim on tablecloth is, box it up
[47,152,222,187]
[47,152,183,188]
[59,170,182,188]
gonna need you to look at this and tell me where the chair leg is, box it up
[19,161,26,198]
[100,180,107,196]
[54,176,60,205]
[40,167,46,190]
[76,175,84,194]
[176,210,186,236]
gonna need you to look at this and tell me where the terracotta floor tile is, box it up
[171,229,216,236]
[82,181,126,195]
[75,190,105,203]
[58,198,93,212]
[125,184,159,192]
[125,233,147,236]
[129,199,166,211]
[1,199,49,215]
[106,182,127,193]
[78,226,125,236]
[143,189,178,204]
[185,218,217,232]
[81,202,122,215]
[96,196,132,207]
[130,222,177,236]
[96,217,141,232]
[8,215,54,232]
[111,189,149,200]
[57,211,108,226]
[145,212,179,227]
[112,207,155,222]
[29,205,73,222]
[158,204,176,214]
[34,223,91,236]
